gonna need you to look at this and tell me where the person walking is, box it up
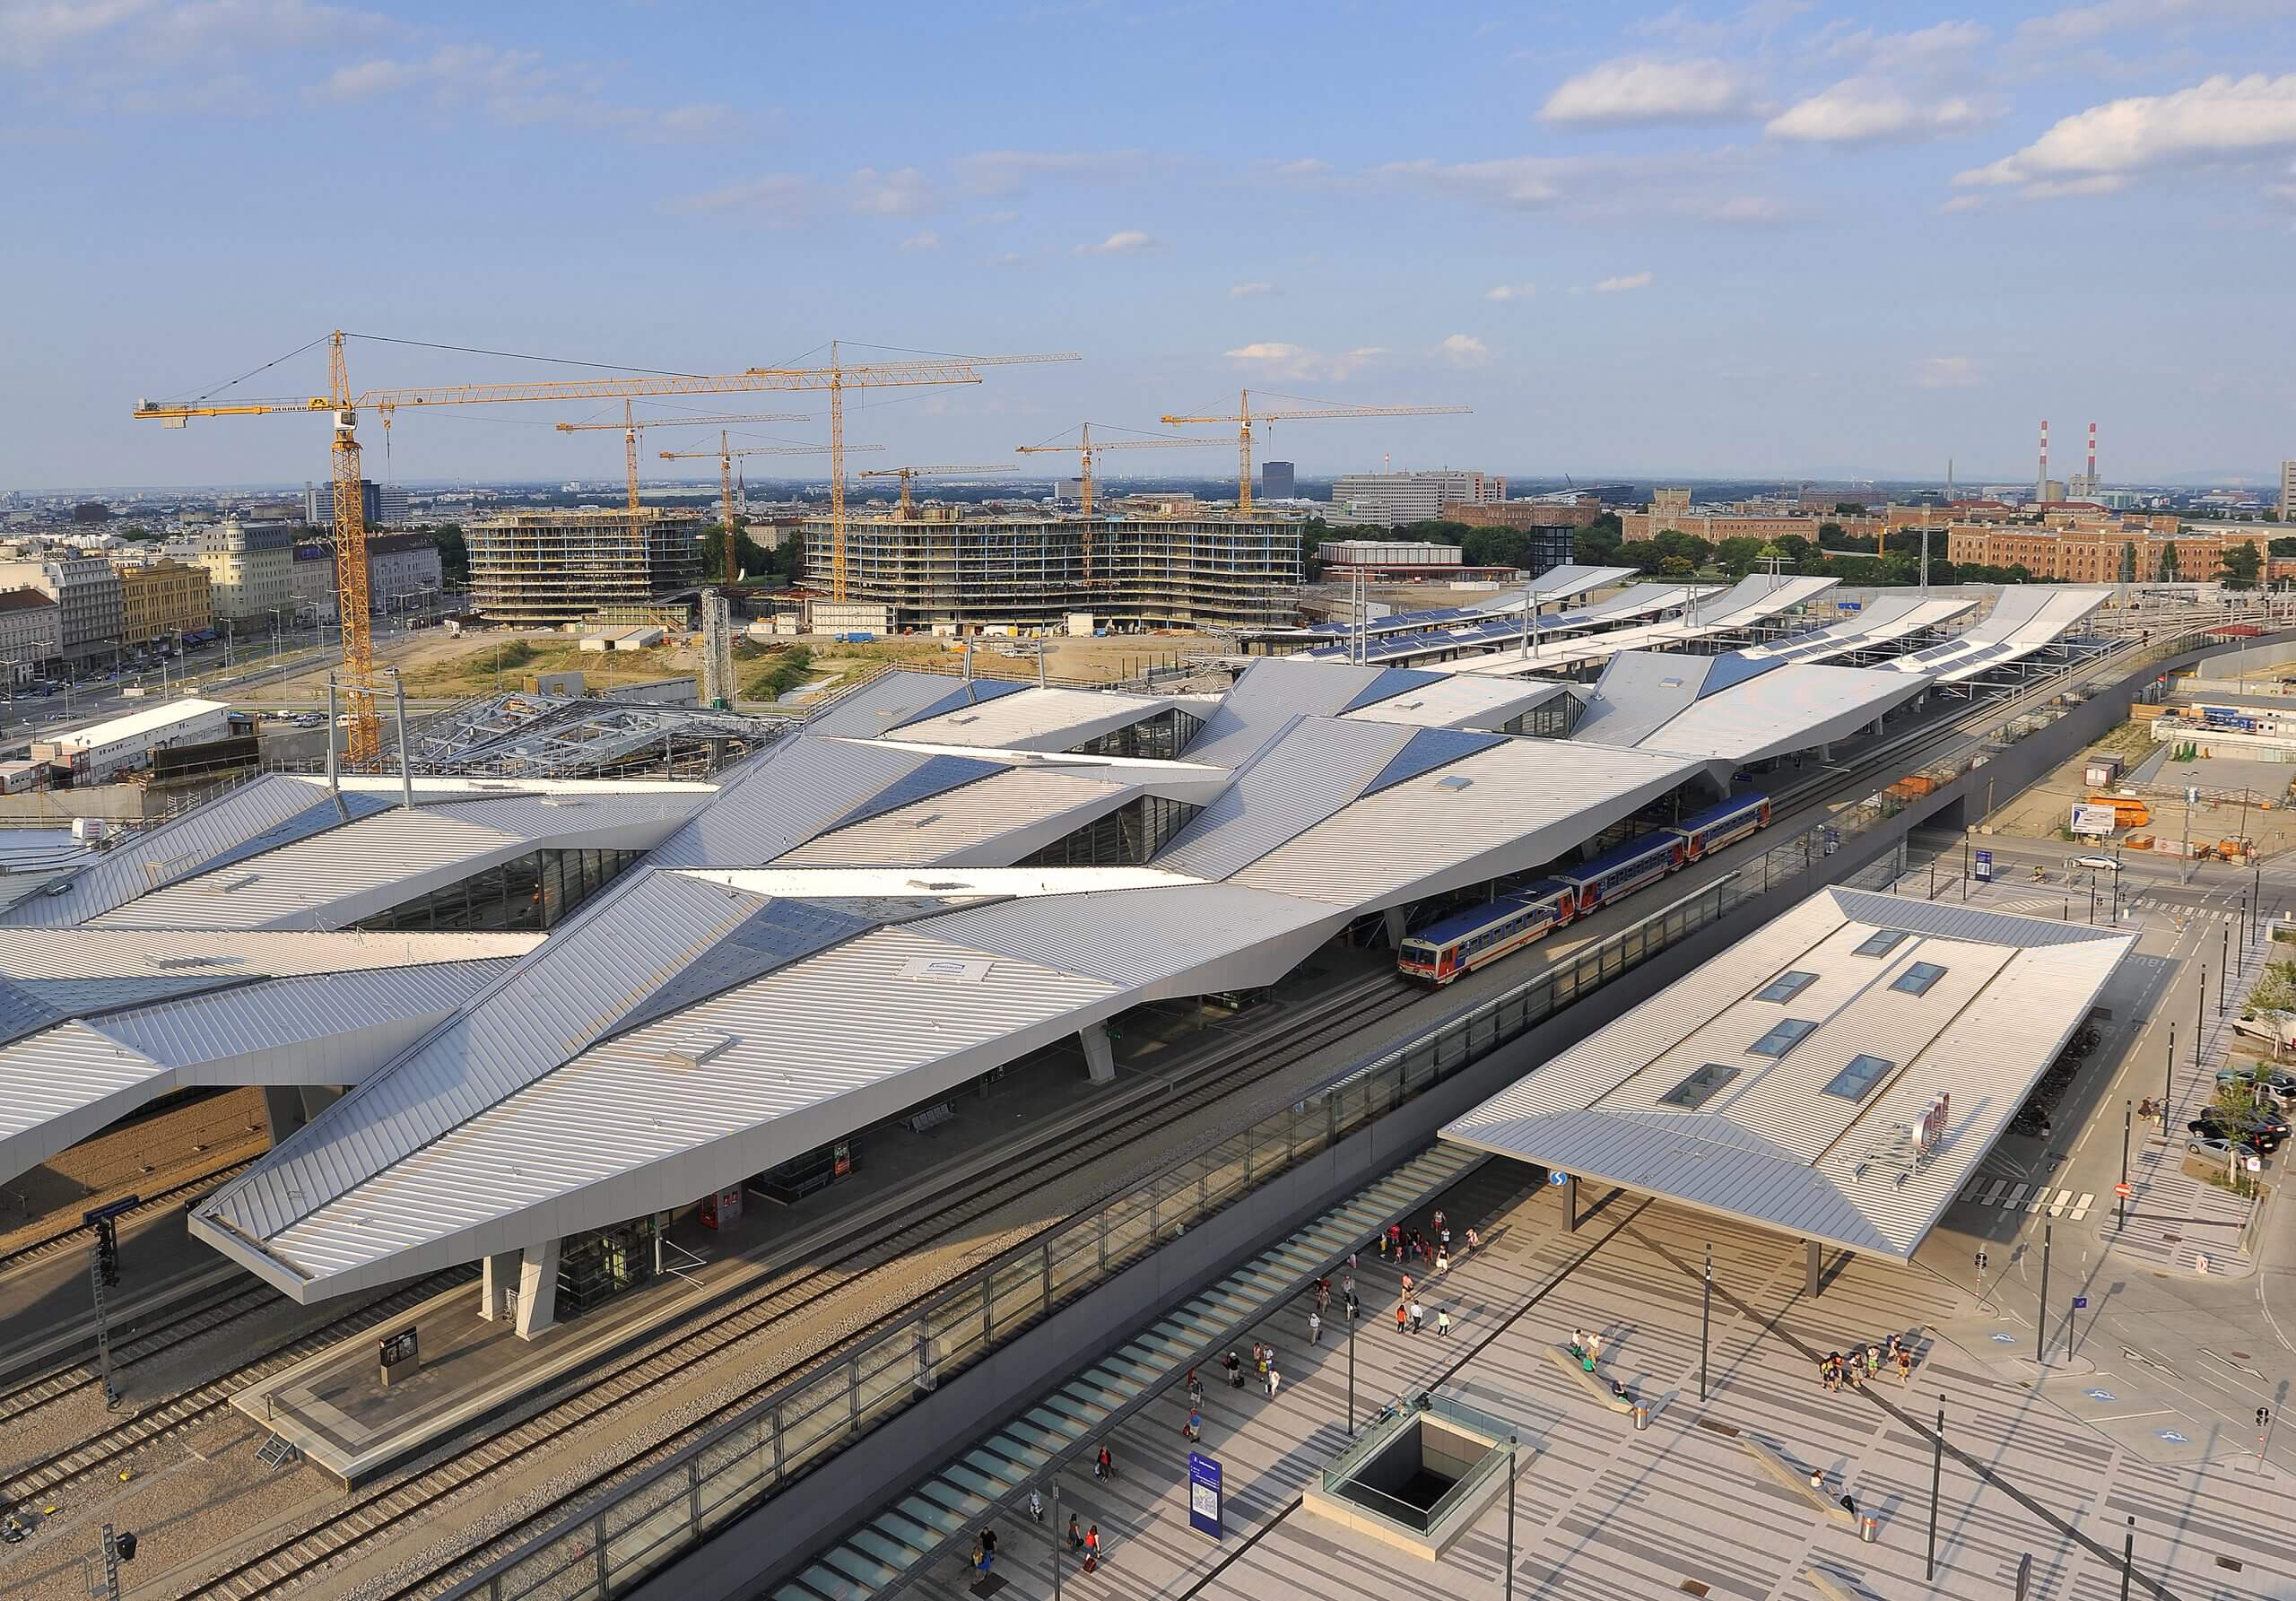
[1585,1330,1603,1363]
[1464,1226,1480,1256]
[1066,1514,1084,1554]
[1309,1309,1322,1344]
[1434,1245,1450,1275]
[1400,1272,1414,1301]
[1378,1230,1390,1261]
[1223,1348,1243,1389]
[1083,1524,1101,1573]
[1029,1488,1044,1523]
[1409,1299,1424,1335]
[1896,1344,1914,1385]
[1396,1301,1409,1335]
[1095,1443,1115,1481]
[1266,1360,1282,1401]
[1437,1306,1452,1337]
[1431,1207,1446,1238]
[1182,1405,1202,1442]
[1573,1327,1590,1355]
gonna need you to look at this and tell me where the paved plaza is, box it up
[893,1156,2294,1601]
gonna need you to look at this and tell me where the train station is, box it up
[2,580,2282,1601]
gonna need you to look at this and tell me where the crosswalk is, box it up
[2122,897,2247,924]
[1958,1174,2094,1220]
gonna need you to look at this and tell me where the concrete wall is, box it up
[632,630,2287,1601]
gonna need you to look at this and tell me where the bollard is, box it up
[2196,1254,2211,1275]
[1861,1515,1879,1544]
[1632,1404,1648,1431]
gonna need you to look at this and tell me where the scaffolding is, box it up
[803,511,1304,631]
[412,692,794,779]
[469,507,707,624]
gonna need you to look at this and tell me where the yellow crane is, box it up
[1013,423,1222,582]
[1158,389,1473,514]
[552,405,812,523]
[658,438,886,581]
[857,463,1018,518]
[133,332,1077,761]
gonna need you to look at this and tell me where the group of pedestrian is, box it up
[1063,1513,1103,1573]
[1818,1334,1915,1393]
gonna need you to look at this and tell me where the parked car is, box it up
[2189,1112,2283,1153]
[2188,1135,2234,1160]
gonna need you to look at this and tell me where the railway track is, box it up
[0,1282,279,1430]
[0,1271,474,1508]
[178,970,1417,1601]
[0,1156,257,1276]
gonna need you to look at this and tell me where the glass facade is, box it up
[1070,707,1205,761]
[353,847,647,933]
[557,1215,662,1319]
[1016,795,1202,866]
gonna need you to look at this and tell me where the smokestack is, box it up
[2087,421,2098,488]
[2039,419,2050,502]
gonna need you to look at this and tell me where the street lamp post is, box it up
[1926,1395,1944,1581]
[1699,1243,1712,1401]
[2118,1101,2131,1232]
[1505,1435,1518,1601]
[2163,1022,2176,1138]
[2036,1223,2051,1365]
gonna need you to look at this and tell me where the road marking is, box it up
[1979,1179,2009,1207]
[2048,1188,2073,1215]
[2027,1187,2050,1213]
[2003,1183,2029,1211]
[2069,1193,2093,1220]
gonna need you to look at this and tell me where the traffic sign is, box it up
[1974,848,1993,883]
[2072,1295,2088,1310]
[2115,1182,2131,1197]
[1548,1170,1569,1187]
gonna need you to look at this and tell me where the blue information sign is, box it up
[1549,1169,1569,1187]
[1974,848,1993,883]
[1187,1451,1223,1541]
[2072,1295,2088,1310]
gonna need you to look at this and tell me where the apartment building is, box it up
[1944,526,2274,583]
[0,588,62,680]
[305,477,411,530]
[364,530,445,607]
[191,519,297,627]
[0,550,124,669]
[1621,508,1883,544]
[113,559,213,644]
[1328,471,1505,529]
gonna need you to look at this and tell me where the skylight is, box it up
[1750,1018,1818,1057]
[1755,970,1817,1004]
[1822,1054,1894,1101]
[1892,961,1947,996]
[1660,1062,1739,1109]
[1855,929,1910,957]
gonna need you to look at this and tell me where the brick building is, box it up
[1944,526,2273,583]
[1621,509,1883,544]
[1437,499,1605,530]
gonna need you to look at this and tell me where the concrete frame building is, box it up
[0,587,62,680]
[1329,472,1505,529]
[0,549,125,669]
[469,508,705,624]
[305,477,411,530]
[113,557,214,645]
[804,512,1302,631]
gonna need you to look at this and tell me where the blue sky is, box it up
[4,0,2293,490]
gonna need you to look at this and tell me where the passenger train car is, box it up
[1398,792,1772,986]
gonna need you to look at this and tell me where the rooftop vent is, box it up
[661,1031,735,1071]
[218,873,260,893]
[1436,776,1474,793]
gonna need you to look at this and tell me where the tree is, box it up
[2270,536,2296,559]
[1658,555,1694,577]
[1833,501,1866,516]
[1647,529,1714,570]
[2221,541,2262,589]
[424,523,469,587]
[2160,541,2180,579]
[2120,542,2136,583]
[1714,535,1767,577]
[1772,534,1813,563]
[1816,520,1844,543]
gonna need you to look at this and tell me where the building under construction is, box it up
[469,507,706,624]
[804,509,1303,631]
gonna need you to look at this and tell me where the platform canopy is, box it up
[1441,888,2135,1261]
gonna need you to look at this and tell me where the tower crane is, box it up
[1158,389,1472,515]
[552,404,812,524]
[659,438,885,581]
[1013,424,1222,582]
[857,464,1018,518]
[133,332,1077,761]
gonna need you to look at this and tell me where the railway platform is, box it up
[228,963,1382,1485]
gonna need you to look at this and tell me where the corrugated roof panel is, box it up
[1360,727,1506,797]
[0,927,541,981]
[885,686,1187,753]
[779,770,1127,868]
[243,926,1122,1283]
[0,774,332,928]
[880,677,1031,731]
[1180,658,1386,768]
[1338,676,1576,732]
[1236,739,1708,909]
[918,882,1335,988]
[1338,667,1451,715]
[643,736,943,869]
[90,958,521,1068]
[0,1022,166,1171]
[0,973,60,1049]
[1619,663,1932,764]
[820,753,1020,834]
[1153,718,1408,882]
[803,671,1015,740]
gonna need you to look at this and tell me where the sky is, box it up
[4,0,2294,492]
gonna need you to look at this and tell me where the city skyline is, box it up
[4,0,2293,488]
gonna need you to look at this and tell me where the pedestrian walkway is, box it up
[804,1170,2296,1601]
[1956,1175,2096,1221]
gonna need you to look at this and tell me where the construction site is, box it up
[804,508,1305,632]
[466,506,707,624]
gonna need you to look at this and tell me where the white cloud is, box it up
[1956,73,2296,194]
[1228,281,1276,298]
[3,0,385,72]
[1438,334,1493,368]
[1485,283,1535,301]
[1539,57,1761,126]
[1768,83,1987,144]
[898,231,941,252]
[1268,157,1332,178]
[1074,229,1160,256]
[1815,18,1989,70]
[848,165,935,215]
[666,172,810,218]
[1379,152,1779,224]
[314,41,736,140]
[1594,272,1654,292]
[956,148,1143,196]
[1916,355,1980,387]
[1223,342,1386,382]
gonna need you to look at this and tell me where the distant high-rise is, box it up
[304,478,410,530]
[1262,460,1296,500]
[2283,459,2295,521]
[1328,471,1504,528]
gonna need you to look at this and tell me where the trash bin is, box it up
[1632,1404,1648,1431]
[1861,1515,1879,1544]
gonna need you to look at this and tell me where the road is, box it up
[1901,827,2296,1475]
